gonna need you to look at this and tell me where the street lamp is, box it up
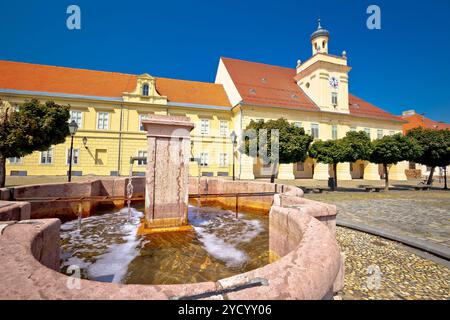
[230,131,237,181]
[68,120,78,182]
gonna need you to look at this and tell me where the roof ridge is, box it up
[0,59,135,77]
[221,56,295,71]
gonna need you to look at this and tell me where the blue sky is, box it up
[1,0,449,122]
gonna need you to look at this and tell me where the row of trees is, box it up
[244,118,450,191]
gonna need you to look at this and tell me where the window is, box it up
[311,123,319,139]
[364,128,371,139]
[219,153,228,167]
[97,112,109,130]
[219,120,228,136]
[377,129,384,139]
[66,149,80,165]
[200,153,209,167]
[389,130,395,135]
[331,125,338,140]
[200,119,210,135]
[40,148,53,164]
[69,111,83,128]
[139,114,149,131]
[9,157,22,164]
[137,150,147,165]
[331,92,338,106]
[296,162,305,171]
[142,83,149,96]
[294,122,302,128]
[350,126,357,132]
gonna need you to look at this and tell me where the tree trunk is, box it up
[444,167,448,190]
[0,154,6,188]
[427,166,435,186]
[333,163,338,190]
[384,163,389,192]
[270,160,279,184]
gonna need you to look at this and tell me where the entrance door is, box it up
[359,164,364,179]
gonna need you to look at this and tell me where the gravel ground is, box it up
[335,226,450,300]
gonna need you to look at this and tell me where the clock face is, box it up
[329,76,339,89]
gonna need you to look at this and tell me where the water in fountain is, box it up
[59,205,269,284]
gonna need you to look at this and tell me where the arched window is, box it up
[142,83,149,96]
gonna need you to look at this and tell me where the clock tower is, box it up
[294,20,351,113]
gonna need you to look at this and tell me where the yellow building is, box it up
[0,21,407,181]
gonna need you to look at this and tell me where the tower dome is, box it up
[310,18,330,41]
[310,19,330,55]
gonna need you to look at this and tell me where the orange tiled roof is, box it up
[0,60,231,107]
[221,57,320,111]
[221,57,401,121]
[348,94,403,121]
[402,113,450,133]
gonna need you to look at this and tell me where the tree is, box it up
[340,131,373,164]
[369,133,420,191]
[406,128,450,188]
[242,118,313,183]
[308,139,343,190]
[0,99,70,187]
[309,131,372,190]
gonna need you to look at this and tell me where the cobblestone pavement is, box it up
[306,191,450,250]
[336,227,450,300]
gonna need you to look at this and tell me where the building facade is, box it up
[401,110,450,178]
[0,22,408,181]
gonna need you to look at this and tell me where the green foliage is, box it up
[308,139,343,165]
[242,118,313,164]
[369,133,420,165]
[406,128,450,167]
[340,131,372,163]
[0,99,70,158]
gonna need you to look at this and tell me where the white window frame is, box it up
[97,112,109,130]
[311,123,319,139]
[139,114,149,131]
[137,150,147,166]
[69,110,83,128]
[331,92,338,106]
[200,152,209,167]
[40,148,53,165]
[8,157,22,164]
[350,126,357,132]
[364,128,371,139]
[200,119,210,135]
[294,122,302,128]
[331,125,338,140]
[389,130,395,135]
[219,120,228,136]
[219,153,228,167]
[66,148,80,165]
[377,129,384,139]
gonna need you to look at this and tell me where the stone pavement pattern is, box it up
[306,191,450,250]
[336,227,450,300]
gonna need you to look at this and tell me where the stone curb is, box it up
[336,219,450,261]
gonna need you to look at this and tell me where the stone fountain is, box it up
[140,114,195,233]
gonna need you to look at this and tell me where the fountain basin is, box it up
[0,177,343,300]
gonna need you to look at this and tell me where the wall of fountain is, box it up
[0,177,343,300]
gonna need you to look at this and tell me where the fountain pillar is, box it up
[141,115,195,232]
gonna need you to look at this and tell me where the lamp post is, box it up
[230,131,237,181]
[68,120,79,182]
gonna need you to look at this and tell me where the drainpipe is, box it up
[239,106,243,179]
[117,103,124,176]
